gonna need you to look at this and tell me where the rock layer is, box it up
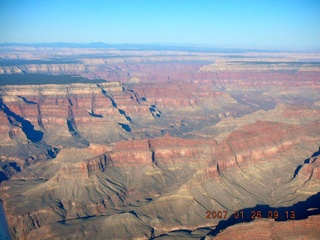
[0,47,320,239]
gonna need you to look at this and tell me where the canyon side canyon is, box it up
[0,46,320,239]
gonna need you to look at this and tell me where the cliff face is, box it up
[0,81,235,149]
[0,47,320,239]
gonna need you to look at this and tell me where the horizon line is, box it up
[0,42,320,53]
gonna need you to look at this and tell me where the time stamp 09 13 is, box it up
[206,210,296,220]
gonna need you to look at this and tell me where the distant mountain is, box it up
[0,42,268,52]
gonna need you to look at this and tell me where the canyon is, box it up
[0,45,320,239]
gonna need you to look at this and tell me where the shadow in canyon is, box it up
[0,98,43,143]
[293,147,319,179]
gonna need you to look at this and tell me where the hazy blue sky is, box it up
[0,0,319,50]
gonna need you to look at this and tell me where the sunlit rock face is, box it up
[0,47,320,239]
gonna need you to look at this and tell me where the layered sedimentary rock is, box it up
[0,47,320,239]
[1,120,320,239]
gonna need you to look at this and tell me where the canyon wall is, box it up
[0,47,320,239]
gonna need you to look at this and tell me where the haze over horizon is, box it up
[1,0,320,51]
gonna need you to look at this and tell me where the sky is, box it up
[0,0,320,50]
